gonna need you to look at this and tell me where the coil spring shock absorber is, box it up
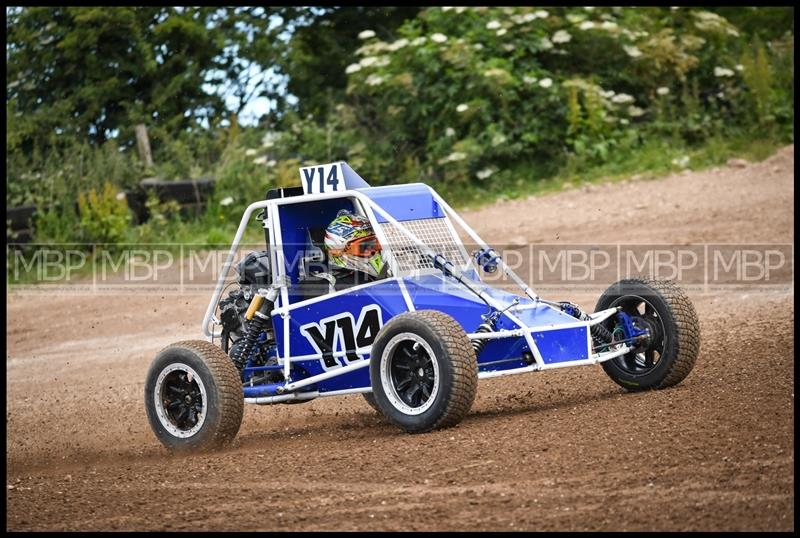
[231,294,272,372]
[559,302,614,344]
[590,320,614,344]
[472,298,520,357]
[471,319,496,357]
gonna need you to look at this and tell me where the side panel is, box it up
[277,197,358,286]
[531,326,590,364]
[359,184,444,223]
[280,279,410,392]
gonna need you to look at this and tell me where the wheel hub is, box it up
[632,316,661,353]
[382,333,440,415]
[155,366,207,437]
[610,296,667,374]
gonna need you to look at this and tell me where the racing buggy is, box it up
[145,162,700,451]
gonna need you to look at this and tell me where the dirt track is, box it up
[6,146,794,531]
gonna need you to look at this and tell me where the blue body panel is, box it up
[358,184,443,223]
[532,327,589,364]
[266,273,590,394]
[402,274,587,369]
[257,182,591,397]
[278,197,358,286]
[276,279,409,393]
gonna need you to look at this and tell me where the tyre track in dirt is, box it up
[6,146,794,530]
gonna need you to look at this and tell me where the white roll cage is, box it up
[200,186,631,403]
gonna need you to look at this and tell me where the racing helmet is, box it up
[324,209,384,278]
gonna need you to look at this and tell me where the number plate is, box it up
[300,162,345,194]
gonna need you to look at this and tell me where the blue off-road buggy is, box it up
[145,162,700,451]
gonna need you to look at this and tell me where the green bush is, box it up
[326,6,792,186]
[6,6,794,253]
[76,181,132,244]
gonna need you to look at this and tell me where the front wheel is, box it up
[362,392,381,413]
[145,340,243,452]
[369,310,478,433]
[595,278,700,391]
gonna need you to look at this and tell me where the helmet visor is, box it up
[345,236,382,258]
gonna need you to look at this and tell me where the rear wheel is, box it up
[145,340,243,451]
[369,310,478,433]
[595,278,700,391]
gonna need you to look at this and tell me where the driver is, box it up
[323,209,386,286]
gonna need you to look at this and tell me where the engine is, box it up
[218,250,279,379]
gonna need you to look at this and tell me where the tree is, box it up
[278,6,420,121]
[6,7,229,151]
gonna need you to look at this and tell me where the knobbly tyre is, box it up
[144,161,701,451]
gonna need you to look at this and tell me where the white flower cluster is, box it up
[693,11,739,37]
[656,86,670,96]
[552,30,572,44]
[623,45,643,58]
[486,20,502,30]
[456,103,469,113]
[387,38,409,52]
[261,132,278,148]
[621,29,649,40]
[438,152,467,165]
[431,33,448,43]
[611,93,634,104]
[491,133,507,146]
[509,10,548,25]
[483,68,508,78]
[539,78,553,88]
[358,30,376,40]
[713,66,735,77]
[366,74,384,86]
[252,157,277,167]
[476,168,495,180]
[671,155,690,168]
[355,41,388,56]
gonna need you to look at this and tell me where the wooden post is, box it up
[135,124,154,168]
